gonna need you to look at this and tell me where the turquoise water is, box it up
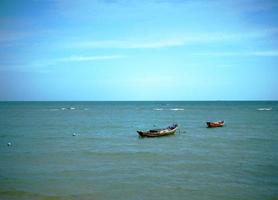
[0,101,277,200]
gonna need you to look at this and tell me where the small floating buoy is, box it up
[7,142,12,146]
[72,133,77,136]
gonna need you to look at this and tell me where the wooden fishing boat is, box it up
[206,121,224,128]
[137,124,178,137]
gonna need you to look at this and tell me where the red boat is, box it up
[206,121,224,128]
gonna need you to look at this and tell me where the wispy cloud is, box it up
[3,55,125,73]
[71,39,185,49]
[193,50,278,57]
[70,28,278,49]
[28,55,124,69]
[57,55,124,62]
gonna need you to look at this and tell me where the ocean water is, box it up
[0,101,277,200]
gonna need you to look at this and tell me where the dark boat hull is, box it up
[137,124,178,137]
[206,121,224,128]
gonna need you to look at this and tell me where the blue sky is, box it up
[0,0,277,100]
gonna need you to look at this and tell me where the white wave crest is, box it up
[170,108,184,111]
[257,108,272,111]
[61,107,76,110]
[154,108,164,111]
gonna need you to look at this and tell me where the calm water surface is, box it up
[0,101,277,200]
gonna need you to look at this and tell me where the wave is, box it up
[46,107,89,111]
[170,108,184,111]
[48,108,60,111]
[153,108,184,111]
[61,107,76,110]
[257,108,272,111]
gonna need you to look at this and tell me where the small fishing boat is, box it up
[206,121,224,128]
[137,124,178,137]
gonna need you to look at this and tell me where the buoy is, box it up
[72,133,76,136]
[7,142,12,146]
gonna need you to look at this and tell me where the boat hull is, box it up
[206,121,224,128]
[137,124,178,137]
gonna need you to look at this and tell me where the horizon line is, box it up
[0,100,277,102]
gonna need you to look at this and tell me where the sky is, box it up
[0,0,278,101]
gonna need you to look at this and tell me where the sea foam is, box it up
[257,108,272,111]
[170,108,184,111]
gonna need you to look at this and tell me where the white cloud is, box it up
[57,55,124,62]
[71,39,186,49]
[22,55,125,70]
[194,51,278,57]
[70,28,278,49]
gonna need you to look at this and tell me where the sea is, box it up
[0,101,277,200]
